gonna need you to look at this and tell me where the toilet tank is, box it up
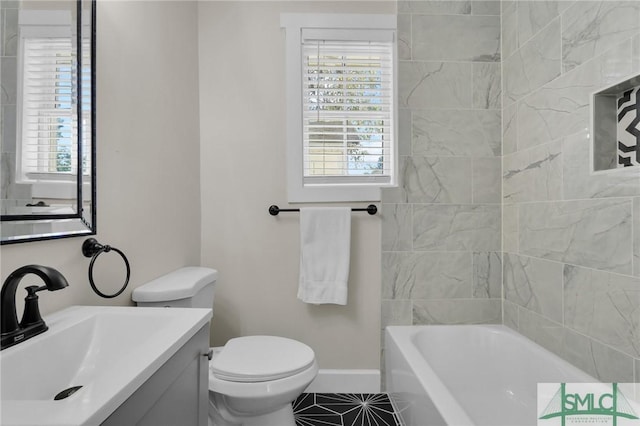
[132,267,218,309]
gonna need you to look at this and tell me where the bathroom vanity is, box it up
[0,306,212,426]
[101,324,210,426]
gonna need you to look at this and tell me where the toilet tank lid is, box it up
[132,267,218,303]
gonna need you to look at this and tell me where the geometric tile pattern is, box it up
[617,86,640,167]
[293,393,402,426]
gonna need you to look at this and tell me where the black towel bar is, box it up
[268,204,377,216]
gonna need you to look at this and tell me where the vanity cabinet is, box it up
[101,325,210,426]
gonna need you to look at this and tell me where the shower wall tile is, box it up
[564,265,640,358]
[1,56,17,104]
[502,102,517,155]
[503,140,562,203]
[382,1,504,359]
[562,1,640,72]
[399,61,472,109]
[501,1,518,60]
[519,199,633,274]
[516,90,582,152]
[381,300,412,327]
[382,158,409,204]
[413,204,501,251]
[1,9,6,57]
[2,105,16,153]
[562,130,640,200]
[1,153,11,200]
[2,8,18,57]
[509,305,635,382]
[517,40,633,151]
[635,197,640,277]
[557,1,577,14]
[412,299,501,325]
[472,252,502,298]
[503,253,563,323]
[471,1,500,16]
[500,0,640,383]
[503,18,561,106]
[401,156,472,204]
[398,1,471,15]
[503,300,519,330]
[517,1,560,47]
[398,14,411,61]
[412,109,501,157]
[633,34,640,72]
[380,179,406,204]
[411,15,500,62]
[517,308,564,355]
[502,204,518,254]
[382,251,472,300]
[1,0,18,183]
[473,63,501,109]
[1,153,31,201]
[561,328,635,383]
[398,110,411,156]
[381,204,412,252]
[472,157,501,204]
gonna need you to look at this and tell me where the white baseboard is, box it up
[304,369,381,393]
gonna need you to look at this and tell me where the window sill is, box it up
[288,182,397,203]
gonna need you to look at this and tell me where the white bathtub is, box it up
[385,325,596,426]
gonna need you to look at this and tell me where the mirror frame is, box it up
[1,0,96,245]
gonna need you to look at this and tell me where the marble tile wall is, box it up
[381,0,503,343]
[1,0,31,206]
[1,1,16,200]
[501,0,640,382]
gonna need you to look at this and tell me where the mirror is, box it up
[1,0,95,244]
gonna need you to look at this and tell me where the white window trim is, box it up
[281,13,397,203]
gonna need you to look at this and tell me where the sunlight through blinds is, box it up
[301,30,394,185]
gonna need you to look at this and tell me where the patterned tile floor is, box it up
[293,393,402,426]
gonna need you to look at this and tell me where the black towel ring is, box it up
[82,238,130,299]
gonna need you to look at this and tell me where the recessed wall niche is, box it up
[592,74,640,171]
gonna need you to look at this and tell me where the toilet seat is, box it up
[210,336,315,383]
[208,358,319,401]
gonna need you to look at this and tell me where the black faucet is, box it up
[1,265,69,350]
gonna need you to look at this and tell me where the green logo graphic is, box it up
[539,383,639,426]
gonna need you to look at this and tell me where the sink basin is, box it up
[1,305,212,425]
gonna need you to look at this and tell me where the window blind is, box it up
[80,31,92,176]
[301,35,394,185]
[20,37,77,179]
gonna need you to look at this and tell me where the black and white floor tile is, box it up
[293,393,402,426]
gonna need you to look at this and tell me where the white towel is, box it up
[298,207,351,305]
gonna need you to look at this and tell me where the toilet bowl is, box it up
[208,335,318,426]
[132,267,318,426]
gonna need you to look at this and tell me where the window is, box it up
[16,10,83,184]
[282,14,397,202]
[20,37,75,179]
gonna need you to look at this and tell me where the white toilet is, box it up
[131,267,318,426]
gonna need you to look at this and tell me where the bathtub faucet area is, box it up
[1,265,69,350]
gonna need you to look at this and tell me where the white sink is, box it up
[0,305,212,425]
